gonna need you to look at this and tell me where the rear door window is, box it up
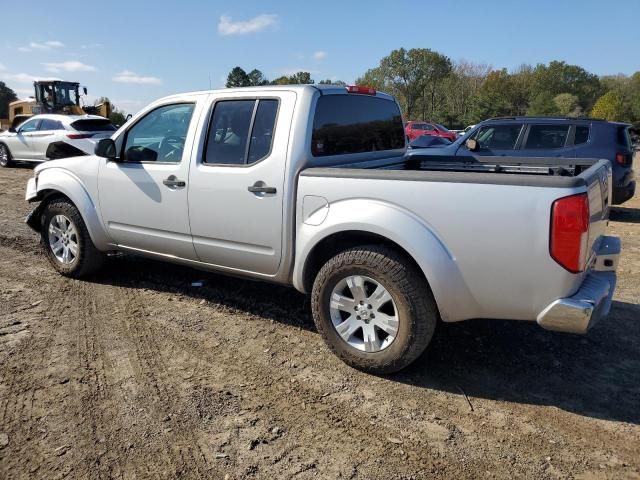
[523,124,570,149]
[204,98,279,166]
[311,95,404,156]
[574,125,590,145]
[39,119,64,131]
[617,126,631,149]
[473,124,523,149]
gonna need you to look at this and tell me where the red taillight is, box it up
[346,85,376,95]
[67,133,94,139]
[550,193,590,273]
[615,152,629,166]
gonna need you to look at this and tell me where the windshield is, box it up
[54,83,79,106]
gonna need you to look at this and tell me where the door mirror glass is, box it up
[95,138,117,159]
[465,138,479,151]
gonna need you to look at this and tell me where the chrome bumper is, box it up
[537,236,620,334]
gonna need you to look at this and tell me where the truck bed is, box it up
[303,156,607,189]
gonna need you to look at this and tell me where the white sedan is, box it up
[0,114,116,167]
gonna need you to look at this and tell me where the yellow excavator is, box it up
[8,80,111,129]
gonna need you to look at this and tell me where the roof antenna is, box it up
[208,74,211,90]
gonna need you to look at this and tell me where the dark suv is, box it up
[408,117,636,204]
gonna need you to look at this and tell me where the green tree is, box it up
[553,93,581,116]
[318,79,346,86]
[356,48,451,119]
[247,69,268,86]
[226,67,250,88]
[472,69,517,120]
[270,71,314,85]
[527,92,560,116]
[530,61,602,111]
[591,91,625,121]
[0,81,18,119]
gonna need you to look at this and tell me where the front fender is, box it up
[293,198,481,322]
[29,168,112,251]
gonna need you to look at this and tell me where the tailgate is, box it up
[584,159,612,264]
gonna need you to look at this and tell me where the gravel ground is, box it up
[0,161,639,479]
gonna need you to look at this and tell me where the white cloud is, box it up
[218,14,278,36]
[5,73,62,84]
[43,61,97,73]
[18,40,65,52]
[0,62,5,71]
[80,43,103,49]
[112,70,162,85]
[312,51,327,60]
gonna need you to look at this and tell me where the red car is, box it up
[405,121,457,142]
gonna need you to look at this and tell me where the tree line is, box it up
[226,48,640,128]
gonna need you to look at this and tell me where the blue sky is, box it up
[1,0,638,114]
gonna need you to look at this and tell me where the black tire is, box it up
[311,245,438,374]
[40,198,106,277]
[0,143,14,168]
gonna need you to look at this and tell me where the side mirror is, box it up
[465,138,479,152]
[83,87,88,95]
[8,127,16,133]
[95,138,117,160]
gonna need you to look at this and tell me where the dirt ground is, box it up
[0,161,638,480]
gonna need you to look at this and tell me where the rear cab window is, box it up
[311,94,404,157]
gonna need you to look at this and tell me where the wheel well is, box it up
[302,230,428,293]
[26,190,73,232]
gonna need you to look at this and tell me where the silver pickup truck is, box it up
[24,84,620,373]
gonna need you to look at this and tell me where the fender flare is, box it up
[31,168,112,251]
[293,198,481,322]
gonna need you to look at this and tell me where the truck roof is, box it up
[485,116,631,126]
[160,84,396,103]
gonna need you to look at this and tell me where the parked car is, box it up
[0,114,116,167]
[24,85,620,373]
[407,116,636,204]
[408,135,452,148]
[405,121,457,142]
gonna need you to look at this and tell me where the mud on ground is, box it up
[0,162,639,479]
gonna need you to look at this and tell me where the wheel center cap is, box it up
[358,307,369,318]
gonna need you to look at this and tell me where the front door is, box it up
[188,92,294,276]
[458,123,525,158]
[13,118,41,160]
[98,100,203,260]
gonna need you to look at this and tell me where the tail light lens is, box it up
[615,152,631,166]
[550,193,590,273]
[67,133,94,139]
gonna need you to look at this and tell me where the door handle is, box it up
[248,184,276,194]
[163,175,186,188]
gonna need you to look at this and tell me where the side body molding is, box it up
[293,198,481,322]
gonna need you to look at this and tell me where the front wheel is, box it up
[311,245,438,374]
[41,198,106,277]
[0,144,14,168]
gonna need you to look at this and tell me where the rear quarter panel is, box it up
[295,173,589,322]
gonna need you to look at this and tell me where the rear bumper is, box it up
[536,236,620,334]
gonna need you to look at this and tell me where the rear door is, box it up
[519,123,574,159]
[188,91,295,275]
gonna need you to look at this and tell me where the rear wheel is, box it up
[311,245,438,374]
[0,144,13,167]
[41,198,106,277]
